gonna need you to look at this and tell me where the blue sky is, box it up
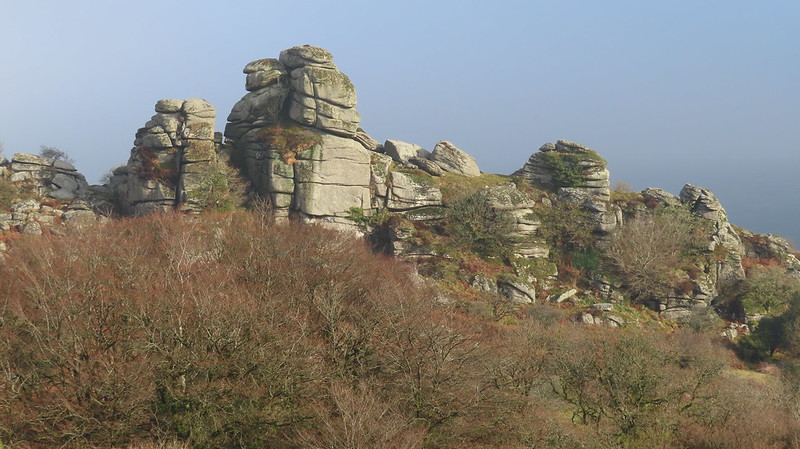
[1,1,798,242]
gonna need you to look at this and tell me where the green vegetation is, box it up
[740,264,800,314]
[739,291,800,361]
[0,176,35,211]
[346,206,391,230]
[538,149,606,188]
[254,120,322,164]
[186,162,247,212]
[445,188,516,259]
[536,199,595,253]
[433,172,510,203]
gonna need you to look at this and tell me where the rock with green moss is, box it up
[517,140,620,235]
[387,171,443,210]
[515,140,609,198]
[279,45,336,69]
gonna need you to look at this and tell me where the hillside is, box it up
[2,46,800,448]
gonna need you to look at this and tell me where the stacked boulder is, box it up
[223,46,375,227]
[284,46,361,137]
[481,184,548,259]
[2,153,88,200]
[515,140,621,235]
[116,98,221,215]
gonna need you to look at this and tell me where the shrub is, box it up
[535,200,595,253]
[138,147,179,186]
[445,188,516,259]
[740,264,800,315]
[538,150,606,189]
[605,205,709,302]
[186,162,248,211]
[254,121,321,164]
[0,177,19,210]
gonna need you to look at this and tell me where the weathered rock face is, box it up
[680,184,746,284]
[517,140,620,235]
[430,141,481,177]
[281,46,360,137]
[116,99,221,215]
[740,230,800,273]
[2,153,89,201]
[0,155,100,236]
[387,172,443,211]
[481,184,548,259]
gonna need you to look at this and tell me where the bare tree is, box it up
[606,206,708,301]
[39,144,74,163]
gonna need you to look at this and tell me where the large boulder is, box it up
[430,141,481,177]
[387,172,443,211]
[384,139,430,164]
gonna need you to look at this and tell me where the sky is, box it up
[1,0,798,243]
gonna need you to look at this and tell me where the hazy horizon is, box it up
[1,1,797,243]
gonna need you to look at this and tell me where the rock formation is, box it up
[0,154,99,237]
[114,98,223,215]
[679,184,746,284]
[220,45,486,230]
[1,153,88,200]
[3,44,795,330]
[516,140,621,235]
[222,46,374,227]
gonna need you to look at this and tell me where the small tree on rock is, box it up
[39,144,74,163]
